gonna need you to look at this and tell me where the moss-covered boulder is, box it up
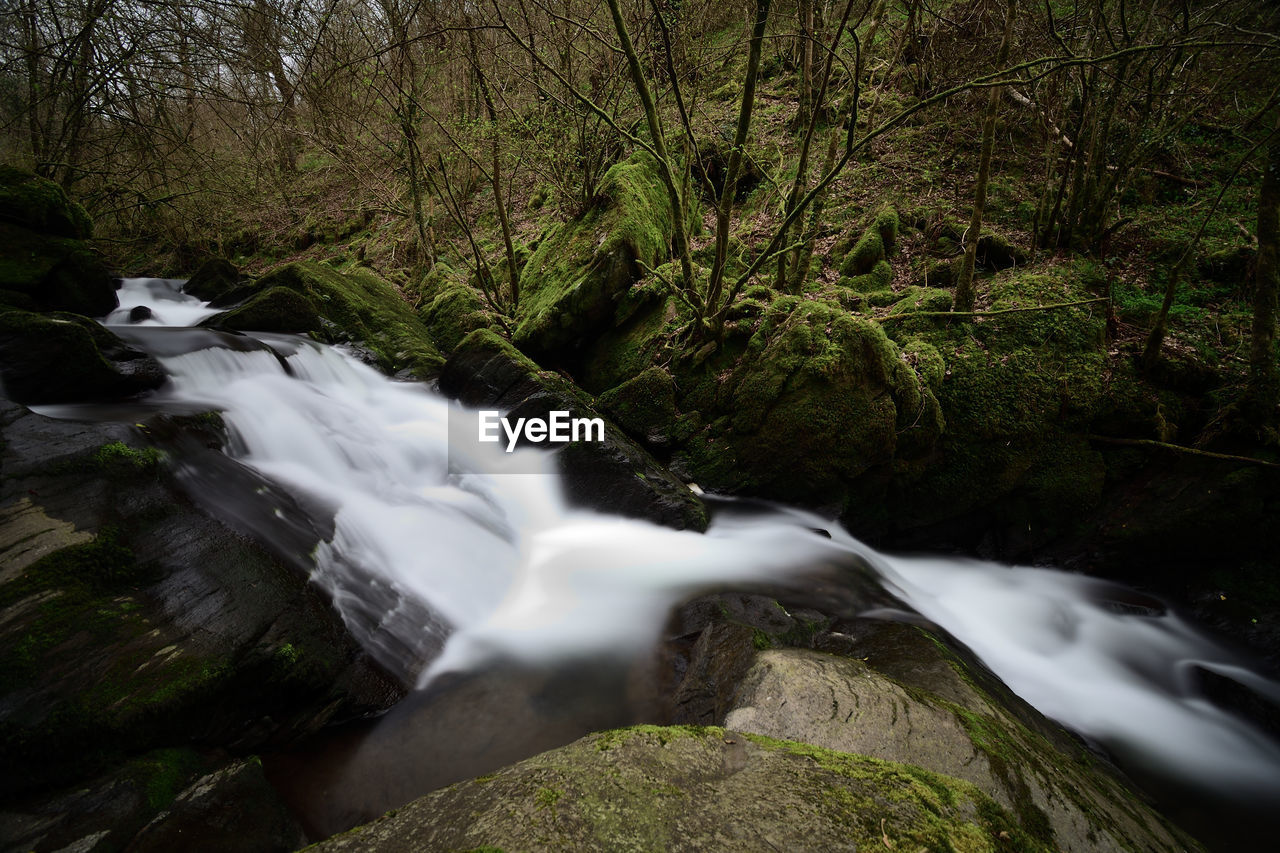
[873,260,1112,541]
[677,298,943,504]
[181,257,241,302]
[514,153,673,360]
[312,725,1053,853]
[409,262,504,353]
[0,168,114,317]
[597,366,680,447]
[0,165,92,239]
[204,260,443,378]
[440,329,707,530]
[0,308,165,404]
[721,643,1198,853]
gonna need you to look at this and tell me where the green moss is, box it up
[183,257,240,301]
[127,747,207,811]
[410,263,502,353]
[874,205,900,252]
[514,152,674,358]
[0,222,115,315]
[0,165,93,239]
[211,261,444,378]
[0,308,134,403]
[841,228,886,277]
[596,366,677,442]
[845,259,894,293]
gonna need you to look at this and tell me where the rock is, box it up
[309,725,1054,853]
[182,258,241,302]
[203,261,443,379]
[0,308,166,404]
[126,759,305,853]
[439,329,707,531]
[129,305,153,322]
[0,168,115,317]
[0,165,93,239]
[676,298,944,505]
[514,153,673,361]
[597,366,678,447]
[407,262,503,353]
[709,629,1199,853]
[0,394,403,801]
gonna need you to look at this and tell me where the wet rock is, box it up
[0,309,165,404]
[0,393,403,802]
[709,626,1199,853]
[439,329,707,531]
[128,305,153,322]
[126,759,305,853]
[182,258,242,303]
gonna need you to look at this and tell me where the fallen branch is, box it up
[875,297,1107,323]
[1085,435,1280,469]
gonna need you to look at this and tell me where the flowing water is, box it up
[55,278,1280,844]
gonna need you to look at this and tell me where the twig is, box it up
[1085,435,1280,468]
[876,297,1107,323]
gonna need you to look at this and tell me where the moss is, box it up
[127,747,207,811]
[209,261,444,378]
[183,257,241,302]
[890,286,955,315]
[596,366,678,443]
[845,259,894,293]
[0,165,93,239]
[841,227,886,277]
[514,152,674,359]
[0,221,115,315]
[874,205,900,252]
[901,339,946,390]
[0,308,135,403]
[410,263,502,353]
[678,298,940,502]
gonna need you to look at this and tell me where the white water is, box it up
[107,278,1280,806]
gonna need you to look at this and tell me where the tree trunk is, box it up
[953,0,1015,313]
[1247,118,1280,416]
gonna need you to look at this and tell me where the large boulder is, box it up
[514,153,673,361]
[0,395,400,804]
[439,329,707,531]
[0,167,115,317]
[0,308,165,403]
[675,298,944,505]
[203,260,443,378]
[408,261,504,353]
[311,725,1054,853]
[181,257,242,302]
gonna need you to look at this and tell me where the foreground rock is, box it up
[312,725,1051,853]
[439,329,707,530]
[0,395,401,849]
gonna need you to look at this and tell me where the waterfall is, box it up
[90,278,1280,816]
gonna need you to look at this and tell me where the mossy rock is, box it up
[182,258,241,302]
[597,366,678,446]
[844,259,893,293]
[0,222,116,316]
[840,228,885,277]
[410,263,503,353]
[514,153,673,360]
[205,260,444,378]
[211,286,323,334]
[310,725,1054,853]
[873,205,900,252]
[680,299,942,503]
[440,330,707,531]
[0,308,165,404]
[888,286,954,315]
[0,165,92,239]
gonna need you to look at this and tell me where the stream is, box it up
[38,277,1280,847]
